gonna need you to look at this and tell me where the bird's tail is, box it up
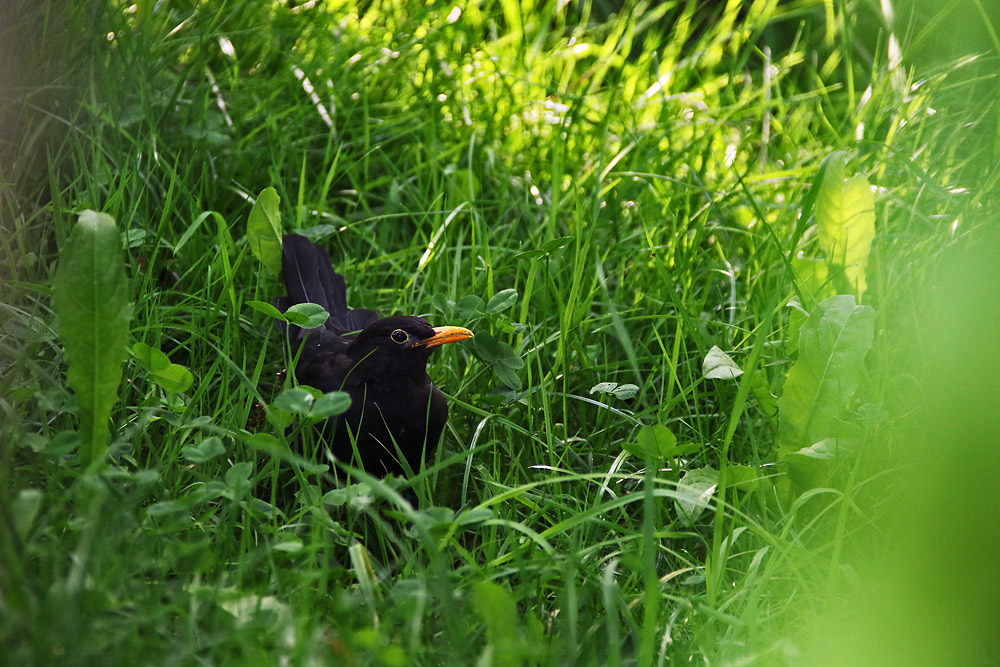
[276,235,378,346]
[279,234,348,319]
[274,234,348,350]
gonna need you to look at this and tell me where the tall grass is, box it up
[2,0,998,663]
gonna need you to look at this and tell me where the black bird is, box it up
[276,234,473,478]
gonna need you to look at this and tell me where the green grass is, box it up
[2,0,999,664]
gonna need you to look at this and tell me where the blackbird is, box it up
[276,234,473,478]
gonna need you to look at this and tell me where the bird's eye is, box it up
[390,329,409,344]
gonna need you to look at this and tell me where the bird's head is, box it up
[346,315,473,382]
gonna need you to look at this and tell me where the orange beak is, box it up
[415,325,474,349]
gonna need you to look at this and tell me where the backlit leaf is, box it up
[814,152,876,296]
[247,187,282,273]
[703,346,743,379]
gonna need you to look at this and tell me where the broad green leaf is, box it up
[486,288,518,314]
[149,363,194,393]
[493,363,522,390]
[814,152,876,296]
[247,187,282,273]
[613,384,639,399]
[781,438,860,490]
[132,341,171,372]
[273,387,315,414]
[431,293,454,316]
[473,332,524,389]
[300,462,328,475]
[497,352,524,370]
[182,436,226,463]
[777,295,875,459]
[322,487,349,507]
[283,303,329,328]
[624,424,686,459]
[272,387,350,424]
[454,507,495,528]
[626,424,677,459]
[310,391,351,419]
[674,466,718,526]
[242,432,280,450]
[248,499,277,518]
[703,345,743,379]
[783,438,848,460]
[471,331,500,362]
[132,342,194,393]
[412,506,458,539]
[52,210,131,466]
[265,407,294,431]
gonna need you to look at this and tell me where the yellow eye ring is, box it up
[390,329,409,344]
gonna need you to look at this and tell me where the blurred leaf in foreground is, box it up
[804,230,1000,665]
